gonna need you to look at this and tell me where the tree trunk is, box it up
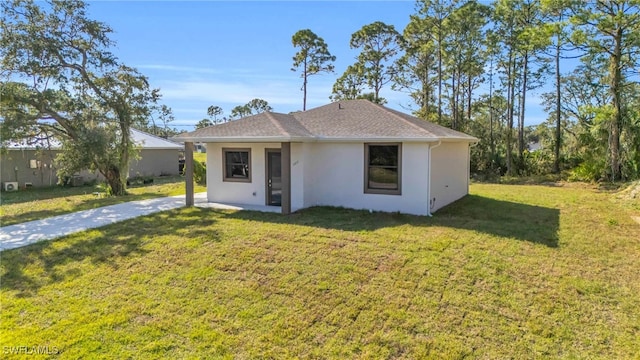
[303,59,308,111]
[437,23,443,124]
[506,49,516,176]
[451,73,457,129]
[459,73,464,131]
[376,57,385,104]
[489,56,495,169]
[518,51,529,171]
[423,58,430,117]
[303,76,307,111]
[118,121,130,195]
[609,27,623,181]
[455,66,461,130]
[554,27,561,174]
[467,74,472,128]
[104,165,126,196]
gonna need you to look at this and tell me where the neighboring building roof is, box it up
[528,141,542,152]
[130,129,183,150]
[2,136,63,150]
[174,99,478,143]
[3,128,183,150]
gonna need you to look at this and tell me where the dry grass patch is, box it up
[1,184,639,358]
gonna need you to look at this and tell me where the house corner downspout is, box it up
[427,140,442,217]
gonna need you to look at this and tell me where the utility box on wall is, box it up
[3,182,18,191]
[71,176,83,187]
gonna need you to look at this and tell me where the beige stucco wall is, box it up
[303,142,431,215]
[203,142,308,212]
[1,149,102,187]
[1,148,180,188]
[129,149,180,177]
[1,149,60,187]
[290,143,306,212]
[429,141,470,212]
[203,140,471,216]
[206,143,282,207]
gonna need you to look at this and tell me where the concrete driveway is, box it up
[0,194,201,251]
[0,193,283,252]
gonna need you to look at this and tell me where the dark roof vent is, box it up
[338,103,342,110]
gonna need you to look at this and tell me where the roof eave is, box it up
[171,136,313,143]
[315,137,439,143]
[4,147,61,151]
[171,135,478,143]
[438,137,479,143]
[138,146,184,150]
[314,137,477,143]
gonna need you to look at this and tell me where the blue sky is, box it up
[87,1,548,130]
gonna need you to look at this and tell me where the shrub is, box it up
[194,160,206,185]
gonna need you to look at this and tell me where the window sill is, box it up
[223,178,252,183]
[364,189,401,195]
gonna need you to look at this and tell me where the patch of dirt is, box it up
[540,181,564,187]
[617,181,640,201]
[555,181,599,190]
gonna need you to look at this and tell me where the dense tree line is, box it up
[324,0,640,182]
[197,99,273,129]
[137,104,183,139]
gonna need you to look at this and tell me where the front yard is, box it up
[0,175,206,227]
[1,183,639,358]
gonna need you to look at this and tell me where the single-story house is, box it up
[1,129,183,188]
[174,100,478,216]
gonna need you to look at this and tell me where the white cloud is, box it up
[169,108,209,114]
[158,78,336,110]
[146,63,421,124]
[171,118,204,126]
[136,64,223,75]
[159,80,297,104]
[140,63,296,81]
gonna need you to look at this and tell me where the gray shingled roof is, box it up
[182,112,314,141]
[3,129,183,150]
[131,129,183,149]
[174,99,477,143]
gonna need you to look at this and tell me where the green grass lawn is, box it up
[1,183,639,358]
[193,151,206,163]
[0,175,206,227]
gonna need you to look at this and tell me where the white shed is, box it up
[174,100,477,216]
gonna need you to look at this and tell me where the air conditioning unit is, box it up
[3,182,18,192]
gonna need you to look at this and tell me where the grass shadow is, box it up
[432,195,559,247]
[0,185,100,206]
[223,194,560,247]
[0,175,185,206]
[1,207,218,297]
